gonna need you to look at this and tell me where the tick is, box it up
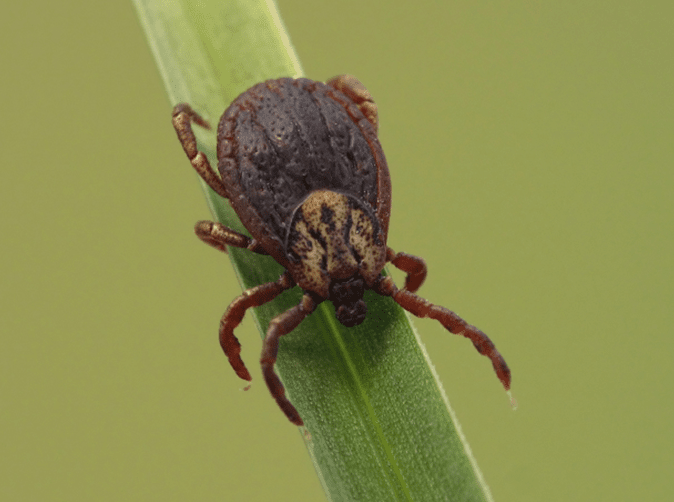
[172,75,511,426]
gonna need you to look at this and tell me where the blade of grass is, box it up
[132,0,497,500]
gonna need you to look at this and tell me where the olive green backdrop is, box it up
[1,1,672,501]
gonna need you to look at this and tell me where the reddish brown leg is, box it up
[172,103,230,200]
[219,272,295,382]
[326,75,379,132]
[375,276,511,390]
[261,294,319,426]
[387,247,427,293]
[194,220,268,255]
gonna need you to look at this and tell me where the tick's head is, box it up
[285,190,387,325]
[329,277,368,327]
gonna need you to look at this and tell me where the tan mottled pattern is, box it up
[287,190,386,298]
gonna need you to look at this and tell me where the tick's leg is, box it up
[171,103,230,200]
[195,220,268,255]
[260,294,319,426]
[374,276,511,390]
[326,75,379,132]
[386,247,427,293]
[219,272,295,381]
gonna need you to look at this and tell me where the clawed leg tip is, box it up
[507,390,518,410]
[501,373,512,390]
[237,370,252,381]
[283,405,304,426]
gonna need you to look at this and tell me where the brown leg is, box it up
[219,272,295,382]
[387,247,427,293]
[194,220,268,255]
[326,75,379,132]
[171,103,230,200]
[261,294,319,426]
[374,276,511,390]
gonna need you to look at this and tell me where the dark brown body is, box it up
[172,75,511,426]
[216,78,391,268]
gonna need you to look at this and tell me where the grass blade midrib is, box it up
[315,303,412,501]
[319,303,415,501]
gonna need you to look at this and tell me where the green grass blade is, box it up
[132,0,496,500]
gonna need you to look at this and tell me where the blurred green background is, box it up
[1,1,672,501]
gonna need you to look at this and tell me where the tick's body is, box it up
[172,76,510,426]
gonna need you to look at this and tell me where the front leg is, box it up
[260,294,319,426]
[219,272,295,381]
[375,276,511,390]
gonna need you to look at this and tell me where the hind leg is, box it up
[326,75,379,132]
[172,103,229,199]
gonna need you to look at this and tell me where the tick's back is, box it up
[217,78,381,242]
